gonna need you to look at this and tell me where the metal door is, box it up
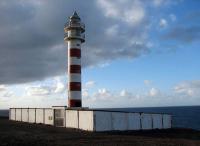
[54,109,65,127]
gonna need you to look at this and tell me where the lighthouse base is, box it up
[9,106,172,131]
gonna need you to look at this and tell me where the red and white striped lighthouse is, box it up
[64,12,85,107]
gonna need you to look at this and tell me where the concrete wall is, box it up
[141,113,152,130]
[29,109,36,123]
[163,114,172,129]
[152,114,162,129]
[36,109,44,124]
[111,112,128,131]
[10,109,16,120]
[79,110,94,131]
[94,111,112,131]
[16,108,22,121]
[128,113,141,130]
[44,109,53,125]
[22,109,29,122]
[9,108,172,131]
[65,110,79,129]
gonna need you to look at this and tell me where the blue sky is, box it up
[0,0,200,109]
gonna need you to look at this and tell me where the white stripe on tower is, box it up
[64,11,85,107]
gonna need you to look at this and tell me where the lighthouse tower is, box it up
[64,12,85,107]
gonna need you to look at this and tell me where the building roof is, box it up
[70,11,80,20]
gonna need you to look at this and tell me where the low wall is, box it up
[36,109,44,124]
[141,113,152,130]
[16,108,22,121]
[111,112,128,131]
[94,111,112,131]
[44,109,53,125]
[152,114,162,129]
[9,108,172,132]
[10,108,53,125]
[65,110,79,129]
[128,113,140,130]
[29,109,36,123]
[22,109,29,122]
[163,114,172,129]
[79,110,94,131]
[10,108,16,120]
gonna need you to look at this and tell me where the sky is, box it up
[0,0,200,109]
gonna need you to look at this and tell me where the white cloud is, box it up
[0,85,13,98]
[144,80,152,86]
[159,18,168,28]
[82,89,89,98]
[85,81,95,89]
[174,80,200,97]
[149,88,160,97]
[54,82,65,93]
[169,14,176,21]
[0,85,6,91]
[153,0,164,7]
[120,89,132,97]
[105,24,119,36]
[97,0,145,25]
[26,86,51,96]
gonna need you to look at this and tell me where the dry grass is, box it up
[0,117,200,146]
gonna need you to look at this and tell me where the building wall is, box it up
[128,113,141,130]
[65,110,79,129]
[79,110,94,131]
[22,109,29,122]
[163,114,172,129]
[111,112,128,131]
[44,109,53,125]
[16,108,22,121]
[94,111,112,131]
[141,113,152,130]
[9,108,172,131]
[29,109,36,123]
[152,114,162,129]
[36,109,44,124]
[10,109,16,120]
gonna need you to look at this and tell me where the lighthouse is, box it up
[64,12,85,107]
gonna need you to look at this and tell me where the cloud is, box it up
[0,0,153,85]
[54,77,66,93]
[84,81,95,89]
[174,80,200,97]
[0,85,13,98]
[169,14,176,21]
[54,81,65,94]
[144,80,152,86]
[159,18,168,28]
[163,11,200,43]
[149,87,160,97]
[97,0,145,25]
[25,76,66,96]
[26,86,52,96]
[0,85,6,92]
[153,0,164,7]
[163,25,200,43]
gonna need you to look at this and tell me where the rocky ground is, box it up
[0,117,200,146]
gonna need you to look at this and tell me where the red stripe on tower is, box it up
[69,65,81,73]
[70,48,81,58]
[68,99,82,107]
[69,82,81,91]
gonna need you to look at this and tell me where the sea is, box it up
[0,106,199,130]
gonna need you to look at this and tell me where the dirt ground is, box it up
[0,117,200,146]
